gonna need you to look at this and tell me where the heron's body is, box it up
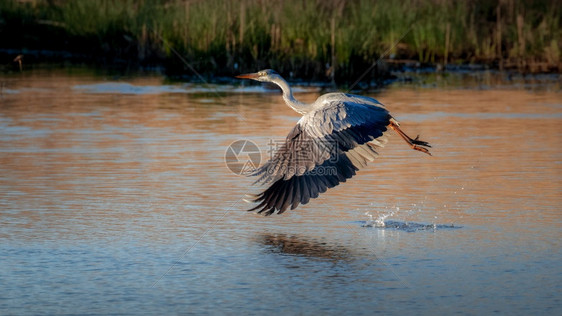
[236,69,431,215]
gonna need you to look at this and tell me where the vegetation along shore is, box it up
[1,0,560,83]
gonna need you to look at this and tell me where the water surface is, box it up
[0,69,560,315]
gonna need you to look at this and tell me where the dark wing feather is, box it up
[251,155,356,215]
[248,99,391,215]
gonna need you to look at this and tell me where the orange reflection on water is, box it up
[0,71,560,243]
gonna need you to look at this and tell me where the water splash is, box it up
[361,208,460,232]
[381,220,459,232]
[363,207,397,228]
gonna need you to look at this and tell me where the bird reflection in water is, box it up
[259,234,351,262]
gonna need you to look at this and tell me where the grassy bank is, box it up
[1,0,560,82]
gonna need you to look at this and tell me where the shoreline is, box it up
[1,0,560,82]
[2,47,559,72]
[1,55,559,93]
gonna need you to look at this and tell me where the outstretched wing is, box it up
[248,98,391,215]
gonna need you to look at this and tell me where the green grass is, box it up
[1,0,560,80]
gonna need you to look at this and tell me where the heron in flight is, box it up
[236,69,431,215]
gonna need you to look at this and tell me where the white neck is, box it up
[270,76,311,115]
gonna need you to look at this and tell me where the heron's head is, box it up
[235,69,280,83]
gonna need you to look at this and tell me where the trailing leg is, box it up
[389,118,432,156]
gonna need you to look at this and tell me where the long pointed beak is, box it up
[235,72,260,79]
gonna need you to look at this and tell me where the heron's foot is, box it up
[411,135,432,155]
[389,120,432,156]
[412,135,431,147]
[411,143,431,155]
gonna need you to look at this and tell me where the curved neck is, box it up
[271,76,311,115]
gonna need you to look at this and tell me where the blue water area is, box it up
[0,70,560,315]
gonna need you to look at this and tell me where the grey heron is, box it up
[236,69,431,215]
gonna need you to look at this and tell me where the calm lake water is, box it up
[0,69,560,315]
